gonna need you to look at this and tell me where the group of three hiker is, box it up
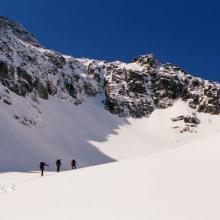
[40,159,77,176]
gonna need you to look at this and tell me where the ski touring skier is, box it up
[39,161,49,176]
[56,159,62,172]
[71,159,77,170]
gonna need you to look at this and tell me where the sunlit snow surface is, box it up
[1,132,220,220]
[1,87,220,172]
[1,91,220,219]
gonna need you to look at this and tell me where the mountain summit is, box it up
[0,16,40,47]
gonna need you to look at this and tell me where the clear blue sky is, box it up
[0,0,220,82]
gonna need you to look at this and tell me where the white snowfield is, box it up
[1,86,220,171]
[0,94,220,220]
[1,132,220,220]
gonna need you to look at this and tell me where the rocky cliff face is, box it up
[103,54,220,117]
[0,16,219,118]
[0,16,102,104]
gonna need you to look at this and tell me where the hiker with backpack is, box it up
[56,159,62,172]
[39,161,49,176]
[71,159,77,170]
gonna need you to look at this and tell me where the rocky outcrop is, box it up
[0,17,101,104]
[104,62,155,117]
[171,115,200,125]
[103,55,220,117]
[0,17,219,118]
[171,114,201,133]
[0,16,40,47]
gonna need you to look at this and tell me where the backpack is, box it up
[39,162,44,169]
[56,160,61,166]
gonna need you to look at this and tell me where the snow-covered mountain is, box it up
[0,16,220,172]
[1,16,220,220]
[1,16,220,117]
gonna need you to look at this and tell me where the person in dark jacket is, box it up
[39,161,49,176]
[56,159,62,172]
[71,159,77,170]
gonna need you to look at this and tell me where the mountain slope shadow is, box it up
[0,96,130,172]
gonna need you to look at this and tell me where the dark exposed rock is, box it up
[171,115,200,125]
[0,16,41,47]
[134,54,159,68]
[14,114,20,120]
[1,95,12,105]
[65,82,77,99]
[17,67,33,85]
[0,17,219,118]
[0,61,9,78]
[33,79,49,99]
[87,62,102,83]
[46,81,57,96]
[84,82,98,96]
[46,53,66,69]
[171,114,200,133]
[180,127,191,133]
[19,116,37,128]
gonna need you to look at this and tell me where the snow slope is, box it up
[1,84,220,171]
[1,16,220,219]
[93,99,220,160]
[1,132,220,220]
[0,16,220,172]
